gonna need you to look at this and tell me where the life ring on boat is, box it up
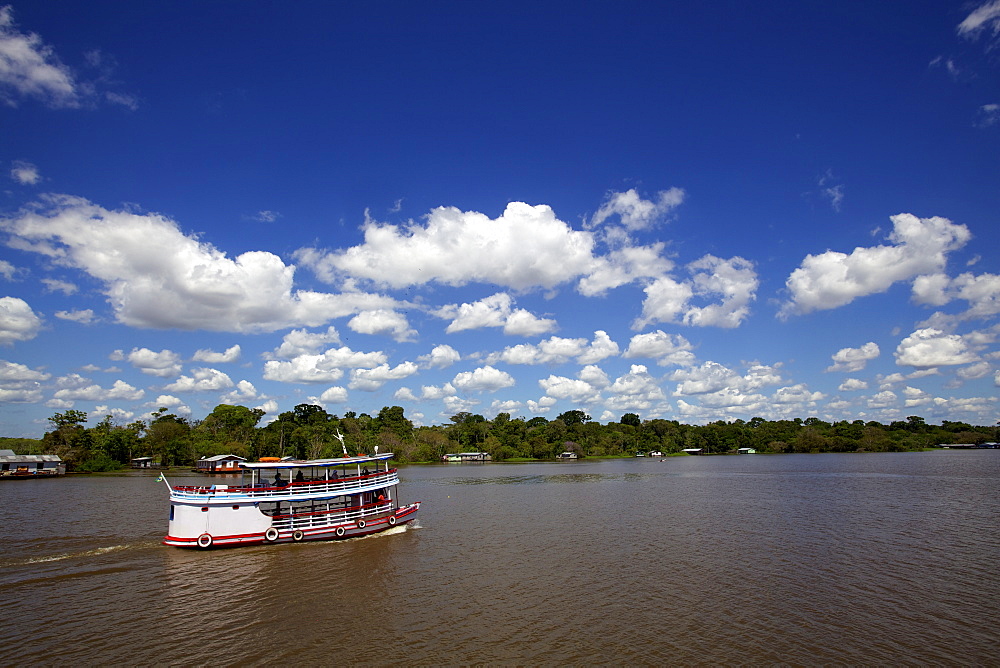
[197,533,213,549]
[264,527,279,542]
[335,526,346,537]
[292,530,304,542]
[356,519,366,529]
[387,515,397,526]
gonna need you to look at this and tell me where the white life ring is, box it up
[335,526,346,537]
[387,515,397,526]
[356,519,366,529]
[264,527,279,542]
[197,533,213,549]
[292,530,304,542]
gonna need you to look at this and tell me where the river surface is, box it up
[2,451,998,665]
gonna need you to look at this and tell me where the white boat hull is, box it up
[163,503,420,548]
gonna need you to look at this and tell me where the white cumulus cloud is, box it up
[624,330,696,366]
[780,213,971,317]
[453,365,515,392]
[54,308,95,324]
[262,346,386,384]
[635,255,757,329]
[192,345,241,364]
[827,342,880,372]
[163,368,234,393]
[0,296,41,344]
[10,160,40,185]
[1,195,401,333]
[488,331,619,366]
[349,362,418,391]
[299,202,596,291]
[586,188,685,231]
[839,378,869,391]
[894,328,978,368]
[958,1,1000,42]
[0,6,79,107]
[126,348,182,378]
[265,326,341,359]
[417,344,461,369]
[348,309,416,342]
[436,292,557,335]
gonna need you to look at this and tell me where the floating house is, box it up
[556,451,579,460]
[195,454,248,473]
[0,449,66,478]
[441,452,492,462]
[737,447,757,454]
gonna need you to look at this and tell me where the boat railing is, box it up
[271,500,395,531]
[170,469,399,501]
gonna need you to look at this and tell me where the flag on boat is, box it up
[156,474,164,482]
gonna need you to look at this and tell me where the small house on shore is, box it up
[0,449,66,478]
[682,448,703,455]
[195,454,247,473]
[737,447,757,454]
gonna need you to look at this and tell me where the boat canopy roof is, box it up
[239,453,393,470]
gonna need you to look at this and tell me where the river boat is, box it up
[162,453,420,549]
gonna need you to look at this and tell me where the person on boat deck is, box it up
[294,470,305,483]
[274,472,286,487]
[362,467,370,476]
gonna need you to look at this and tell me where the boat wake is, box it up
[13,543,137,566]
[351,523,410,540]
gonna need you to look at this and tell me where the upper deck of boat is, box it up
[239,452,394,470]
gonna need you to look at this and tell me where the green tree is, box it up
[377,406,414,440]
[200,404,265,455]
[620,413,641,427]
[556,410,591,426]
[42,409,91,469]
[145,410,191,466]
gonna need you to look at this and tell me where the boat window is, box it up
[170,505,174,521]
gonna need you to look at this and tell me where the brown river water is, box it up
[2,451,998,665]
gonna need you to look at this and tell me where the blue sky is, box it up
[1,1,998,437]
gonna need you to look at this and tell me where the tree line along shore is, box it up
[3,405,997,472]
